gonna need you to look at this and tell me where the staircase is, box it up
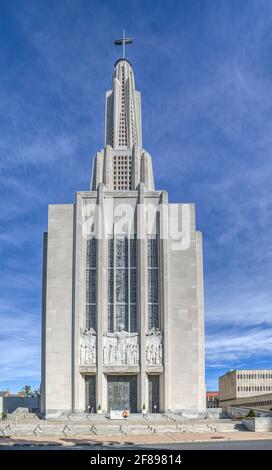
[0,412,246,437]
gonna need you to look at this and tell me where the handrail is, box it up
[0,423,12,437]
[63,424,71,436]
[33,423,43,436]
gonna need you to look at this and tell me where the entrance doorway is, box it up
[148,375,160,413]
[85,375,96,413]
[107,375,137,412]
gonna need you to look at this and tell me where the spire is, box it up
[105,58,142,150]
[90,40,154,192]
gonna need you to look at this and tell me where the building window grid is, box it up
[86,238,97,330]
[237,370,272,397]
[113,155,132,190]
[237,372,272,380]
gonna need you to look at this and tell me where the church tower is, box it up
[91,57,154,192]
[41,37,206,416]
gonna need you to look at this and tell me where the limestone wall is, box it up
[242,417,272,432]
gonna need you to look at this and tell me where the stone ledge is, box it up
[146,366,163,373]
[103,366,140,374]
[79,366,97,374]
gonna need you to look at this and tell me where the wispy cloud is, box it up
[206,326,272,362]
[1,0,272,391]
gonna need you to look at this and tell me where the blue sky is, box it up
[1,0,272,393]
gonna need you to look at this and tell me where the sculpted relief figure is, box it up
[80,328,97,366]
[103,324,139,366]
[146,328,163,366]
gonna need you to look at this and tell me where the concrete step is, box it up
[121,425,150,435]
[1,416,246,437]
[215,422,246,432]
[153,425,180,433]
[176,425,211,433]
[93,426,123,436]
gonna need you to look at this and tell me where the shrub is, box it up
[246,409,256,418]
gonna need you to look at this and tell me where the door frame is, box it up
[107,374,137,412]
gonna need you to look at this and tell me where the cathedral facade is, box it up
[41,55,206,415]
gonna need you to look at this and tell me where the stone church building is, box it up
[41,47,205,415]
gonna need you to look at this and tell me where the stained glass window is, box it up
[148,305,159,330]
[130,238,136,267]
[87,238,96,268]
[130,268,137,303]
[129,236,137,331]
[86,304,96,330]
[116,237,128,267]
[148,236,159,329]
[107,236,137,332]
[116,305,128,331]
[86,237,96,330]
[116,269,128,303]
[148,237,158,267]
[108,269,114,303]
[108,304,114,333]
[108,238,114,267]
[130,304,137,333]
[86,269,96,303]
[148,270,158,303]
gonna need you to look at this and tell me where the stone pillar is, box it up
[73,197,88,412]
[41,232,48,414]
[159,191,170,412]
[196,230,206,411]
[137,183,148,411]
[103,145,113,190]
[96,183,107,412]
[132,145,141,190]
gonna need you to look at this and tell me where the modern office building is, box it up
[219,369,272,408]
[206,391,219,408]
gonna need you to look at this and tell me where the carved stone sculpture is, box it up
[80,328,97,366]
[103,324,139,366]
[146,328,163,366]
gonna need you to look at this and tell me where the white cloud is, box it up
[206,326,272,365]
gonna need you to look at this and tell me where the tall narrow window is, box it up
[130,237,137,332]
[115,237,128,330]
[148,236,159,329]
[107,236,137,332]
[108,238,114,332]
[86,238,96,329]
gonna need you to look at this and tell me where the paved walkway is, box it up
[1,431,272,448]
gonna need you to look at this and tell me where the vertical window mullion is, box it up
[148,236,159,330]
[107,238,114,332]
[113,236,116,332]
[128,236,131,332]
[86,238,96,331]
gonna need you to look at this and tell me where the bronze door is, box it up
[148,375,160,413]
[85,376,96,413]
[107,375,137,412]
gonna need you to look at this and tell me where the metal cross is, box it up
[114,30,133,59]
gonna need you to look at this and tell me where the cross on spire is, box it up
[114,30,133,59]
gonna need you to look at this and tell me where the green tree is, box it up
[246,409,256,418]
[21,385,33,397]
